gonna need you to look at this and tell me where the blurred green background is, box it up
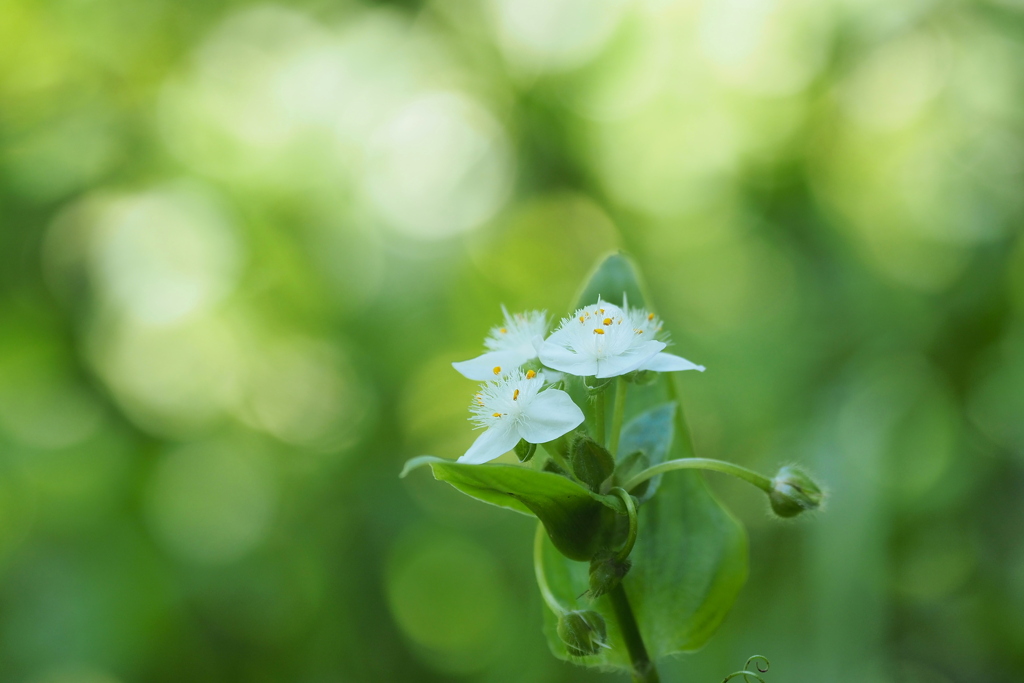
[2,0,1023,681]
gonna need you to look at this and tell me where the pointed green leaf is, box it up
[574,252,647,310]
[402,456,622,561]
[540,469,748,669]
[613,402,676,503]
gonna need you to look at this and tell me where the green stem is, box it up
[664,373,697,459]
[533,523,564,616]
[609,487,638,562]
[608,584,660,683]
[603,375,651,682]
[623,458,773,493]
[609,376,628,456]
[594,389,607,447]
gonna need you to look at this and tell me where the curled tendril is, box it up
[721,655,770,683]
[746,655,770,674]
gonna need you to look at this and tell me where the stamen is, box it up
[579,316,585,323]
[493,366,501,375]
[603,317,612,325]
[492,412,502,418]
[526,370,537,379]
[594,329,605,335]
[647,313,655,321]
[500,328,507,334]
[635,329,643,334]
[513,389,520,401]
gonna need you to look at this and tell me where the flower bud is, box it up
[556,610,608,657]
[768,465,824,518]
[588,552,631,598]
[571,435,615,492]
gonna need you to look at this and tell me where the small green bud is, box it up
[769,465,824,518]
[570,435,615,491]
[514,439,537,463]
[588,551,631,598]
[556,610,608,657]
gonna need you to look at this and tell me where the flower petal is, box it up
[640,352,705,373]
[452,350,529,381]
[519,389,585,444]
[458,423,522,464]
[539,336,600,377]
[595,340,666,378]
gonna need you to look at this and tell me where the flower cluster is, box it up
[452,298,704,464]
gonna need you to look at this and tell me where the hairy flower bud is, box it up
[556,610,608,657]
[588,551,631,598]
[769,465,824,518]
[570,435,615,492]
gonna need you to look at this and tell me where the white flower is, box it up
[539,299,705,378]
[452,307,548,380]
[626,306,705,374]
[459,369,584,464]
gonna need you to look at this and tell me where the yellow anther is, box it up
[599,308,605,314]
[500,328,507,334]
[635,329,643,334]
[492,412,502,418]
[513,389,520,401]
[648,313,655,321]
[493,366,501,375]
[603,317,612,325]
[594,329,605,335]
[526,370,537,379]
[579,316,585,323]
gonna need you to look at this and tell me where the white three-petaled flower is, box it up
[459,369,584,464]
[452,307,548,381]
[539,299,705,378]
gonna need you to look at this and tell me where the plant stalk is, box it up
[608,584,660,683]
[609,376,628,456]
[603,379,658,681]
[594,389,607,447]
[623,458,773,493]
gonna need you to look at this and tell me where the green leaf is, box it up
[614,402,676,503]
[401,456,622,561]
[574,252,647,310]
[540,469,748,669]
[614,451,651,500]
